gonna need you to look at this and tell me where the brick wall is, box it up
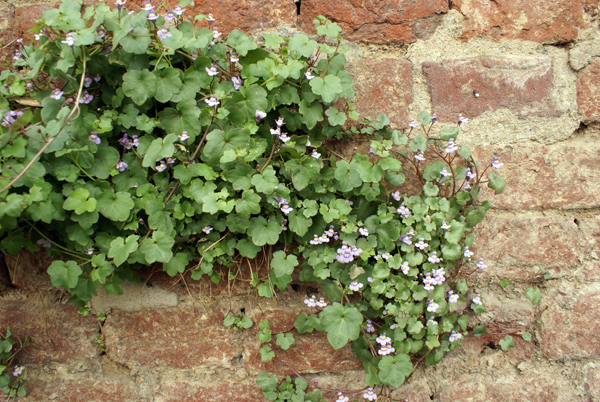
[1,0,599,401]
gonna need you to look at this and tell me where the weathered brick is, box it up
[13,3,59,42]
[577,217,600,281]
[472,214,579,279]
[539,287,600,359]
[154,380,265,402]
[21,378,139,402]
[4,250,54,291]
[243,308,362,375]
[0,303,97,364]
[577,59,600,122]
[585,364,600,401]
[299,0,449,43]
[475,141,600,210]
[436,371,580,401]
[452,0,596,44]
[422,57,554,122]
[461,332,535,363]
[347,58,412,127]
[103,307,239,368]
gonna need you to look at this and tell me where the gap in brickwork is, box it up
[0,253,13,292]
[295,0,301,15]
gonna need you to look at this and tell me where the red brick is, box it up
[423,57,553,122]
[472,215,579,279]
[585,364,600,401]
[475,141,600,210]
[103,307,239,368]
[461,332,535,362]
[436,372,579,401]
[243,308,362,375]
[539,288,600,359]
[155,381,264,402]
[21,378,138,402]
[13,3,59,43]
[577,59,600,122]
[347,58,412,127]
[391,380,433,402]
[0,302,97,364]
[452,0,596,44]
[299,0,449,43]
[4,250,54,291]
[578,217,600,281]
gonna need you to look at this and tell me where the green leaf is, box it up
[285,156,321,191]
[499,278,510,288]
[236,189,261,215]
[378,354,413,387]
[63,188,97,215]
[154,68,183,103]
[120,27,152,54]
[248,216,282,246]
[164,252,189,277]
[108,235,139,267]
[325,106,347,126]
[298,99,323,130]
[227,30,257,56]
[223,314,236,327]
[525,287,541,305]
[319,303,362,350]
[258,319,272,343]
[440,126,459,140]
[97,190,134,222]
[142,134,177,167]
[288,210,312,236]
[48,260,82,290]
[309,75,343,103]
[522,332,532,342]
[499,335,515,351]
[139,230,175,263]
[487,171,505,195]
[473,325,487,337]
[271,250,298,278]
[158,99,202,137]
[122,69,157,105]
[259,344,275,361]
[251,166,279,195]
[275,332,295,350]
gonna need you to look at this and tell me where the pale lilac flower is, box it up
[428,251,441,264]
[427,299,439,313]
[349,281,363,292]
[400,229,414,245]
[95,27,107,40]
[157,26,172,40]
[414,149,425,161]
[230,53,239,63]
[305,136,311,147]
[61,33,77,46]
[345,199,353,206]
[378,344,395,355]
[305,70,315,80]
[376,334,391,345]
[179,131,189,141]
[367,277,374,283]
[409,119,418,129]
[415,238,428,250]
[365,320,375,333]
[389,323,398,330]
[427,317,438,327]
[89,132,101,144]
[212,27,222,39]
[309,235,322,245]
[401,261,410,275]
[232,76,243,90]
[116,160,128,172]
[142,1,154,11]
[164,11,176,21]
[280,203,293,214]
[147,11,159,21]
[448,290,459,303]
[83,75,93,87]
[92,75,101,82]
[316,297,327,308]
[34,30,45,40]
[380,251,391,260]
[463,246,474,259]
[114,0,126,7]
[205,95,220,107]
[391,190,401,201]
[336,250,354,263]
[13,49,22,61]
[323,225,337,238]
[255,110,267,121]
[202,225,213,234]
[304,295,317,307]
[50,88,63,100]
[449,330,462,342]
[87,248,94,255]
[432,113,438,122]
[205,64,219,76]
[397,203,411,218]
[336,392,349,402]
[458,113,468,126]
[275,117,285,127]
[156,160,167,172]
[118,133,134,149]
[440,167,452,177]
[173,5,185,15]
[79,91,94,104]
[465,168,477,180]
[359,227,369,236]
[440,221,451,230]
[36,238,51,248]
[445,138,458,154]
[270,127,281,136]
[476,258,487,269]
[12,366,24,377]
[311,149,321,159]
[491,157,504,169]
[363,388,377,401]
[279,132,290,142]
[1,110,24,127]
[472,294,482,305]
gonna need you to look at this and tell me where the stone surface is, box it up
[12,3,58,42]
[577,59,600,122]
[299,0,449,43]
[0,303,97,364]
[21,378,139,402]
[422,57,554,122]
[475,140,600,210]
[585,364,600,401]
[452,0,595,44]
[103,307,239,368]
[347,58,412,127]
[472,214,579,279]
[4,250,54,290]
[154,381,264,402]
[569,39,600,71]
[539,286,600,359]
[91,280,178,313]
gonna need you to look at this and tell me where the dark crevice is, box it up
[295,0,301,16]
[430,394,435,400]
[486,341,498,350]
[574,218,580,226]
[240,307,246,314]
[0,253,13,292]
[290,284,300,292]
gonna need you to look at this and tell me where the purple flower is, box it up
[472,294,482,305]
[358,227,369,236]
[400,229,414,245]
[428,251,441,264]
[363,388,377,401]
[173,5,185,15]
[491,157,504,169]
[445,138,458,153]
[157,26,172,41]
[391,190,401,201]
[270,127,280,136]
[463,246,474,259]
[87,248,95,255]
[114,0,126,7]
[316,297,327,308]
[440,221,451,230]
[409,119,418,128]
[206,13,216,22]
[311,149,321,159]
[205,64,219,76]
[83,75,93,87]
[401,261,410,275]
[367,276,374,283]
[280,203,293,214]
[255,110,267,121]
[116,160,128,172]
[304,295,317,307]
[279,132,290,142]
[465,168,477,180]
[427,299,439,313]
[415,238,428,250]
[12,366,24,377]
[449,330,462,342]
[156,160,167,172]
[378,344,395,355]
[376,334,391,345]
[89,132,101,144]
[365,319,375,332]
[476,258,487,269]
[1,110,24,127]
[164,11,176,21]
[336,250,354,264]
[448,290,459,303]
[212,27,222,39]
[50,88,63,100]
[397,203,411,218]
[323,225,337,238]
[36,238,51,248]
[427,317,438,327]
[336,392,349,402]
[232,76,243,90]
[147,11,159,21]
[79,91,94,104]
[230,53,239,63]
[179,131,189,141]
[61,33,77,46]
[205,95,220,107]
[414,149,425,161]
[34,30,45,41]
[458,113,469,126]
[305,70,315,80]
[349,281,363,292]
[440,167,452,177]
[118,133,134,149]
[203,225,213,234]
[142,1,154,11]
[275,117,285,127]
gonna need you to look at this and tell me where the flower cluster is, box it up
[304,295,327,308]
[376,333,395,355]
[336,241,362,263]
